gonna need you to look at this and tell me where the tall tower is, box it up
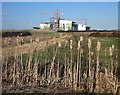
[41,9,64,32]
[55,9,59,32]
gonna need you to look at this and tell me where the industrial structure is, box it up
[34,9,90,31]
[39,18,90,31]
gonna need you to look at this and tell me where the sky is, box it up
[2,2,118,30]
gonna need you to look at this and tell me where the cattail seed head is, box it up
[109,47,113,56]
[4,39,7,44]
[112,44,115,51]
[64,40,68,47]
[5,38,7,40]
[116,54,118,59]
[77,40,80,51]
[58,42,61,47]
[5,38,7,43]
[53,41,56,44]
[8,37,11,41]
[37,37,39,42]
[70,39,73,49]
[65,41,68,44]
[28,44,30,48]
[30,38,33,43]
[20,33,22,36]
[97,41,101,51]
[91,52,94,57]
[88,38,91,49]
[80,36,83,42]
[17,35,19,39]
[65,40,68,43]
[8,37,11,45]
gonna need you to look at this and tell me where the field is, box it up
[1,30,120,94]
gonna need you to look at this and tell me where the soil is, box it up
[89,32,120,37]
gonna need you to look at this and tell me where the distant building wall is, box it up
[59,20,72,31]
[40,23,50,30]
[39,20,90,31]
[78,24,87,31]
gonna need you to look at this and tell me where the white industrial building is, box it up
[78,24,89,31]
[59,20,72,31]
[39,19,90,31]
[39,22,50,30]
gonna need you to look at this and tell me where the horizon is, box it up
[2,2,118,30]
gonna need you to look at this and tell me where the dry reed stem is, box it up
[16,48,20,85]
[95,41,101,92]
[57,59,59,82]
[80,36,83,42]
[64,51,67,87]
[64,41,68,87]
[27,46,33,85]
[76,44,79,89]
[48,49,57,84]
[73,64,77,91]
[76,38,80,87]
[70,39,73,88]
[13,47,17,85]
[34,49,38,85]
[109,47,113,78]
[87,38,92,92]
[2,34,119,93]
[5,51,8,82]
[19,44,23,85]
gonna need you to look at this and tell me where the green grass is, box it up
[14,32,120,72]
[11,32,119,82]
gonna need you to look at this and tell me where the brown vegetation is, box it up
[2,33,120,94]
[89,32,120,37]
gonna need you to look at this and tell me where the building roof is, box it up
[42,22,50,24]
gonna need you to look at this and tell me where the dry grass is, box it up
[2,32,120,94]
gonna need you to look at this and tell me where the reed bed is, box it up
[2,34,120,94]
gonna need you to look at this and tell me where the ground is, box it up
[1,29,120,94]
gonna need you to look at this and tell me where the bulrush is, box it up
[36,37,40,43]
[109,47,112,56]
[13,47,17,85]
[2,33,119,93]
[30,38,33,43]
[64,40,68,87]
[95,41,101,92]
[65,40,68,44]
[78,37,83,89]
[80,36,83,42]
[8,37,11,46]
[76,40,80,90]
[87,38,92,92]
[109,46,113,78]
[97,41,101,52]
[88,39,91,49]
[104,48,107,77]
[58,42,61,47]
[70,39,73,50]
[70,39,73,88]
[4,38,7,47]
[77,40,80,51]
[91,52,94,57]
[112,44,115,51]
